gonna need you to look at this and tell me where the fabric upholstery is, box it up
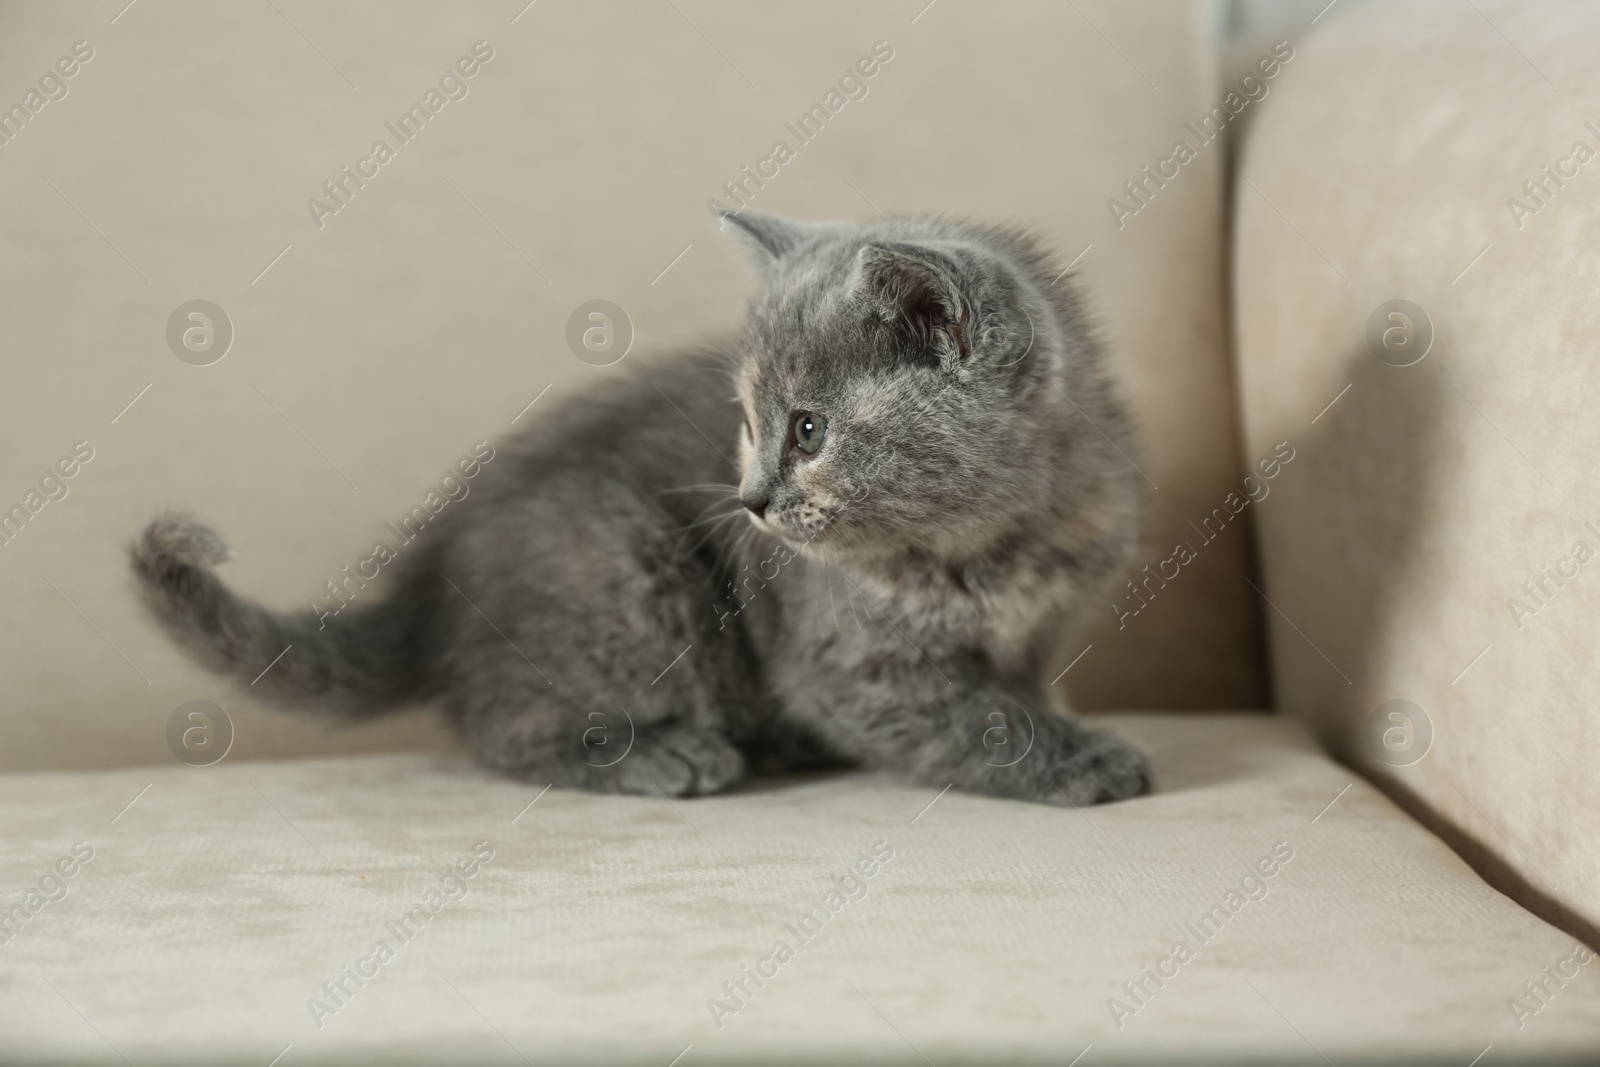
[0,0,1261,774]
[1233,0,1600,943]
[3,713,1596,1065]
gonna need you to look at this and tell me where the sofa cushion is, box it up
[2,713,1594,1064]
[0,1,1259,776]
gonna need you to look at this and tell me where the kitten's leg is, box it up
[1028,717,1152,805]
[835,683,1150,805]
[438,485,756,798]
[576,720,748,797]
[451,643,751,797]
[601,723,748,796]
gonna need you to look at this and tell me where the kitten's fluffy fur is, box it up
[133,213,1151,805]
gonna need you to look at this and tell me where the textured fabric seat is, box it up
[3,714,1595,1065]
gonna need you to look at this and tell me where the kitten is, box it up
[132,212,1151,805]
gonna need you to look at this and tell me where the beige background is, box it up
[1235,0,1600,943]
[0,1,1264,773]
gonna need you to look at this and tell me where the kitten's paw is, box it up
[1049,728,1152,805]
[608,723,747,798]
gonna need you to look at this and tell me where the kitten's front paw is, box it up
[606,723,746,798]
[1049,728,1152,805]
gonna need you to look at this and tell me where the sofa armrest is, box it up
[1234,0,1600,943]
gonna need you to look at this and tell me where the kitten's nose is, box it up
[742,494,768,519]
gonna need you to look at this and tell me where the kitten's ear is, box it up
[852,243,971,363]
[717,211,821,273]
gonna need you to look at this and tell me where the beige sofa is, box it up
[1,1,1595,1062]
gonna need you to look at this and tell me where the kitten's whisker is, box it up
[668,498,746,563]
[678,505,745,534]
[676,492,743,530]
[656,483,740,498]
[686,508,751,562]
[730,525,764,582]
[727,524,753,565]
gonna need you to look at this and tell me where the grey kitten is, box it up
[133,212,1150,805]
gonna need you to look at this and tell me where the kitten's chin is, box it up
[759,505,908,561]
[779,520,894,562]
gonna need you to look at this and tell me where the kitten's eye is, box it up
[792,411,828,456]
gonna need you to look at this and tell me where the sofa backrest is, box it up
[0,1,1260,771]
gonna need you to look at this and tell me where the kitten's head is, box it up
[724,212,1091,560]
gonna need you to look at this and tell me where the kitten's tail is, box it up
[130,515,435,718]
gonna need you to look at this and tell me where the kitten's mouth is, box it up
[753,504,844,553]
[747,509,799,543]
